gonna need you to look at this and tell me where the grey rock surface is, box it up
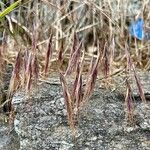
[12,76,150,150]
[0,121,20,150]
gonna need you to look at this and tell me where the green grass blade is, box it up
[0,0,22,19]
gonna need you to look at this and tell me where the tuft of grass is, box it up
[0,0,149,130]
[59,71,75,132]
[125,43,146,103]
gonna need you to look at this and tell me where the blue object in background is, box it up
[129,18,144,40]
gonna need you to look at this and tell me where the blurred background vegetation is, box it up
[0,0,149,70]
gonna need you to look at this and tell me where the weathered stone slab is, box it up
[0,121,20,150]
[12,76,150,150]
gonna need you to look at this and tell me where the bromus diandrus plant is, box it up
[59,33,83,133]
[82,42,101,104]
[59,72,75,134]
[125,43,146,103]
[124,42,147,122]
[124,77,134,123]
[0,0,149,133]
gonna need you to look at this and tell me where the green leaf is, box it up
[0,0,22,19]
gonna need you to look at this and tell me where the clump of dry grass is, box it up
[0,0,149,130]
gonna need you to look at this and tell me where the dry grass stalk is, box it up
[132,64,146,103]
[72,53,84,112]
[0,46,4,82]
[125,44,132,72]
[8,50,22,97]
[59,72,75,131]
[109,37,115,74]
[125,78,134,123]
[25,52,33,92]
[21,49,29,86]
[25,53,32,92]
[44,34,53,76]
[125,44,146,103]
[74,63,82,112]
[82,46,101,103]
[102,43,110,79]
[31,53,39,84]
[70,32,79,58]
[65,39,82,76]
[24,51,39,93]
[57,40,64,67]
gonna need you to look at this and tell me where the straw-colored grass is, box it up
[0,0,149,128]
